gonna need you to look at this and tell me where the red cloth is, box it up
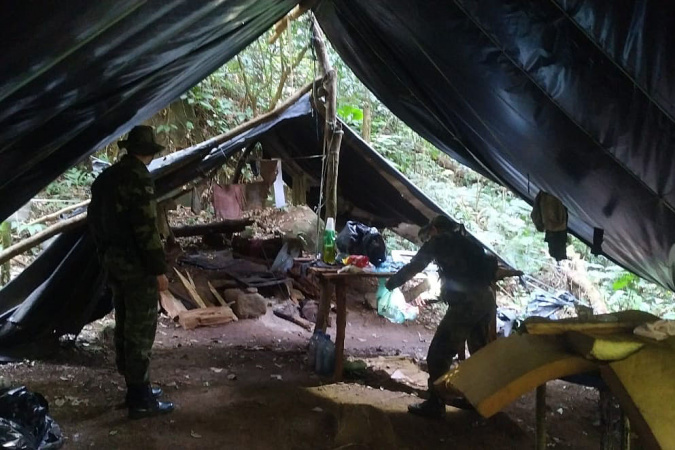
[213,184,244,219]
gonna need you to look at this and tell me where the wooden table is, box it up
[308,266,395,381]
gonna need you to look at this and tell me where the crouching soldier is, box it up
[386,215,503,418]
[88,125,174,419]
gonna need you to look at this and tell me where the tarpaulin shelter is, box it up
[314,0,675,291]
[0,91,480,356]
[1,0,675,349]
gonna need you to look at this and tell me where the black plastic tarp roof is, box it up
[0,92,474,356]
[315,0,675,291]
[0,0,300,223]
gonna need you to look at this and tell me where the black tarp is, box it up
[315,0,675,291]
[0,93,486,356]
[0,0,300,223]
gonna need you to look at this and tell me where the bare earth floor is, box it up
[0,303,603,450]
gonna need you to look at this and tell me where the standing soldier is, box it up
[386,215,501,418]
[88,125,174,419]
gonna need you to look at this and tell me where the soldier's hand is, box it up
[156,274,169,292]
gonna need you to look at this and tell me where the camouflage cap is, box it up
[118,125,164,156]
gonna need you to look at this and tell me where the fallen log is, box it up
[0,213,87,266]
[171,219,252,238]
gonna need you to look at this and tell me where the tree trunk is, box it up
[0,222,11,286]
[362,99,372,143]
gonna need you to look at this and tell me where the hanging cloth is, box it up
[531,191,568,260]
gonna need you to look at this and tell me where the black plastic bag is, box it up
[335,221,387,266]
[0,387,63,450]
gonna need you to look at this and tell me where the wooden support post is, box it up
[334,280,347,381]
[600,388,617,450]
[621,413,631,450]
[325,128,343,220]
[314,278,332,332]
[0,222,10,286]
[536,384,547,450]
[311,15,343,220]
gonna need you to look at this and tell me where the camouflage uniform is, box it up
[386,230,496,404]
[89,154,167,386]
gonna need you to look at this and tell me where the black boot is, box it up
[123,385,163,406]
[408,396,445,419]
[126,384,174,420]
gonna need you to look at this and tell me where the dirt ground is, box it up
[0,299,605,450]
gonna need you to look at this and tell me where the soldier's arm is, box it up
[122,173,167,276]
[385,241,435,290]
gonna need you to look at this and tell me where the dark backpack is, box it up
[335,221,387,267]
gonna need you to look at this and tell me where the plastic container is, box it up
[322,217,336,264]
[315,333,335,375]
[307,331,324,367]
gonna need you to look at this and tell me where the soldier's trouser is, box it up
[426,286,495,402]
[110,275,158,386]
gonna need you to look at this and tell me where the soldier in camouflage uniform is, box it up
[88,125,174,419]
[386,215,498,418]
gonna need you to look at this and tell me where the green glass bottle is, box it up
[322,217,336,264]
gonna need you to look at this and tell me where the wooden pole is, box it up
[311,16,342,221]
[536,384,547,450]
[26,199,90,226]
[325,129,343,220]
[0,213,87,266]
[0,222,10,285]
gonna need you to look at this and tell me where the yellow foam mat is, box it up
[565,331,646,361]
[435,334,596,418]
[601,338,675,450]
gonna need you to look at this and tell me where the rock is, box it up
[245,287,258,294]
[233,293,267,319]
[224,288,244,304]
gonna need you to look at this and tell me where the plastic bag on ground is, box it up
[376,279,418,324]
[0,386,63,450]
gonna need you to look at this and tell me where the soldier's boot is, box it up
[123,385,162,407]
[127,384,174,420]
[407,395,445,419]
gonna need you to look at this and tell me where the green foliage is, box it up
[11,222,46,237]
[176,17,675,318]
[337,104,363,126]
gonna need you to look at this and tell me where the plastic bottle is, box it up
[322,217,336,264]
[315,333,335,375]
[307,330,323,367]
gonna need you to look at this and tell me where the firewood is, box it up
[159,290,187,320]
[208,281,227,307]
[173,268,207,308]
[178,306,237,330]
[273,309,313,331]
